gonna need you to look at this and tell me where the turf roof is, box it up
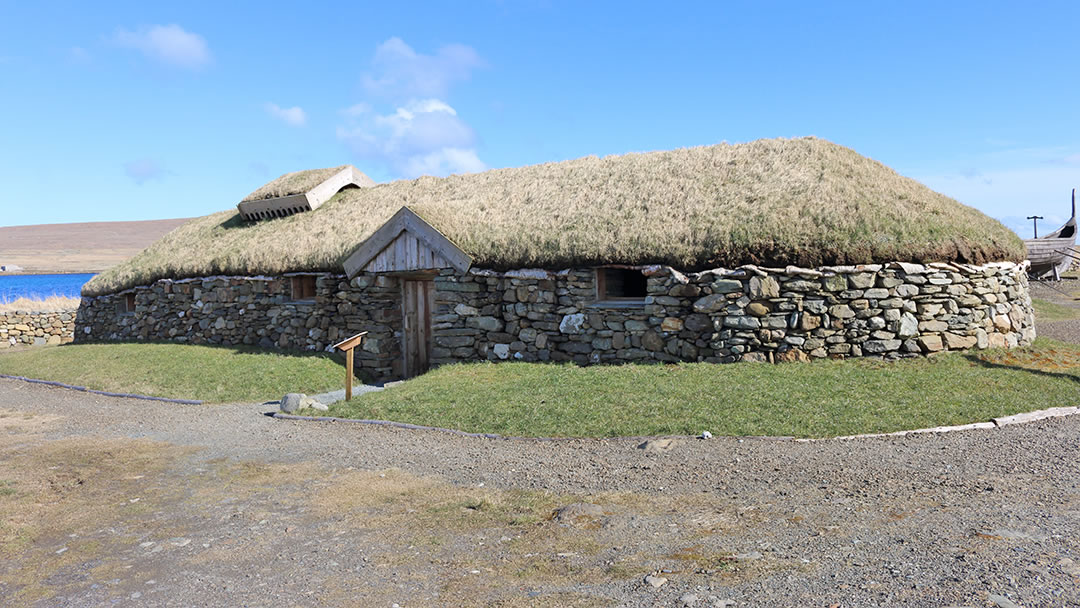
[84,137,1024,297]
[241,165,351,202]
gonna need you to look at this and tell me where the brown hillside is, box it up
[0,218,190,274]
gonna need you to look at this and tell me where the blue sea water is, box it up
[0,273,96,302]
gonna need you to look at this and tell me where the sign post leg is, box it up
[345,347,354,401]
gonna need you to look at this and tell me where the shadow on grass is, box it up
[963,352,1080,386]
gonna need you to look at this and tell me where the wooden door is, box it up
[401,278,434,377]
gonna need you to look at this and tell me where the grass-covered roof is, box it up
[84,137,1024,296]
[240,165,351,202]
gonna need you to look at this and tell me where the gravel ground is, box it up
[2,376,1078,607]
[1030,279,1080,344]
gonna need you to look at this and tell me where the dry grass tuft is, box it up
[85,138,1024,296]
[241,165,350,202]
[0,296,81,313]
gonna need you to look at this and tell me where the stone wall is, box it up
[430,261,1035,365]
[1,309,76,348]
[76,274,403,379]
[76,261,1035,380]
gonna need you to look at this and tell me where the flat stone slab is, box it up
[993,406,1078,427]
[311,384,383,406]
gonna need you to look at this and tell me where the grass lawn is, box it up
[0,342,352,403]
[1032,297,1080,322]
[328,338,1080,438]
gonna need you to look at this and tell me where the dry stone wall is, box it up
[76,261,1035,381]
[1,310,76,348]
[76,274,404,379]
[431,261,1035,366]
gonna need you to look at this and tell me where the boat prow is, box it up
[1024,188,1077,280]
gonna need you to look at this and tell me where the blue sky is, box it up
[1,1,1078,237]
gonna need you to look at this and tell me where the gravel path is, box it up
[3,377,1079,607]
[1029,279,1080,344]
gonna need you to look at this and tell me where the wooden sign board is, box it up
[333,331,367,401]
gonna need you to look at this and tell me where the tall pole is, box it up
[1027,215,1044,238]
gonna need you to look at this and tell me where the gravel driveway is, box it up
[2,375,1078,607]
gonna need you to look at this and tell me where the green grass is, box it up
[1032,297,1080,322]
[0,342,353,403]
[328,338,1080,438]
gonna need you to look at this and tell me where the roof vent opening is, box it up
[237,165,374,222]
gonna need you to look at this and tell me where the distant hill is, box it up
[0,218,190,274]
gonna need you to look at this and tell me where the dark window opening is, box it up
[290,275,317,300]
[119,293,136,314]
[597,268,647,301]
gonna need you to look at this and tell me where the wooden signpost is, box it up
[332,331,367,401]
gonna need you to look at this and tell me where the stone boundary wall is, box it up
[76,261,1035,380]
[76,275,403,379]
[1,310,76,348]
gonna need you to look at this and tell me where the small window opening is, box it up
[597,268,647,301]
[290,275,317,300]
[119,293,136,314]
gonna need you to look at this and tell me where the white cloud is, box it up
[113,24,211,70]
[338,98,485,177]
[264,102,307,127]
[124,158,167,184]
[338,38,486,178]
[363,37,483,99]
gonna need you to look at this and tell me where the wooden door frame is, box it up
[400,275,436,378]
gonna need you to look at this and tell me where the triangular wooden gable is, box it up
[343,207,472,277]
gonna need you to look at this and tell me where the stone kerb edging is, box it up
[800,406,1079,441]
[272,404,1080,442]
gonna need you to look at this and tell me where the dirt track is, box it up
[1,376,1078,607]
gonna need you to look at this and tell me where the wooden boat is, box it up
[1024,188,1077,279]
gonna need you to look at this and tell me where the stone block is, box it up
[848,273,876,289]
[711,279,744,294]
[435,336,474,348]
[692,294,726,313]
[683,313,711,332]
[559,313,586,334]
[668,284,700,298]
[942,332,977,350]
[799,314,822,331]
[829,304,855,319]
[746,302,770,317]
[454,303,479,316]
[748,276,780,299]
[863,339,901,353]
[641,330,665,351]
[821,274,847,292]
[661,317,683,332]
[917,335,943,352]
[897,312,919,338]
[467,316,503,331]
[723,316,761,329]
